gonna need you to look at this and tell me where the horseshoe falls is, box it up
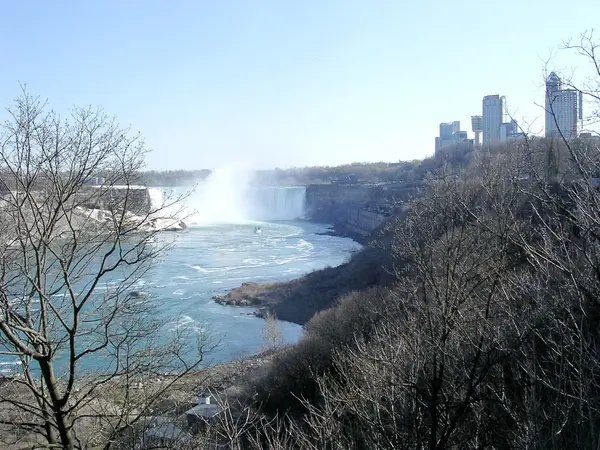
[244,186,306,221]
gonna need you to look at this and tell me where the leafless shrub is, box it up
[260,312,285,353]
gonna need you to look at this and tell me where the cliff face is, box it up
[305,183,419,238]
[77,186,152,215]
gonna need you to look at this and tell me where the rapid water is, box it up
[0,183,362,375]
[141,219,360,363]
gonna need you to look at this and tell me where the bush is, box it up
[251,287,395,416]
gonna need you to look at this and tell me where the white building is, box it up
[545,72,581,139]
[482,95,505,145]
[434,121,471,154]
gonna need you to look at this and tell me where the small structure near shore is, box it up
[185,393,225,428]
[140,416,192,449]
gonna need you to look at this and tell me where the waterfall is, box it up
[148,187,165,210]
[180,168,307,225]
[184,185,306,225]
[246,186,306,221]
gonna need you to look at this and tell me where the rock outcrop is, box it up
[213,283,269,307]
[212,247,393,325]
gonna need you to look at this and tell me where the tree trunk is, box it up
[38,359,74,450]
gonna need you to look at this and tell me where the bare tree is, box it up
[260,312,285,353]
[0,90,207,449]
[559,29,600,132]
[509,34,600,447]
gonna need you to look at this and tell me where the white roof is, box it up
[185,403,223,418]
[143,417,191,441]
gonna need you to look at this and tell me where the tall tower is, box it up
[545,72,579,139]
[546,72,562,95]
[482,95,504,145]
[471,115,483,146]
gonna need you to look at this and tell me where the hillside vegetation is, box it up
[187,134,600,449]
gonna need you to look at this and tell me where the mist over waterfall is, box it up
[247,187,306,221]
[148,187,165,210]
[182,167,306,226]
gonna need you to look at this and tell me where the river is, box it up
[0,182,361,375]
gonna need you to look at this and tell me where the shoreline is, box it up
[313,221,371,245]
[212,220,389,325]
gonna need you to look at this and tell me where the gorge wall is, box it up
[305,182,419,239]
[77,186,152,214]
[72,183,418,238]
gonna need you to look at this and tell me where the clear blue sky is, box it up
[0,1,597,170]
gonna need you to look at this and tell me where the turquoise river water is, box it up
[0,184,361,375]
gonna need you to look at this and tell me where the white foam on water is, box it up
[189,265,225,274]
[166,315,207,335]
[297,239,313,249]
[0,360,22,375]
[167,315,194,331]
[242,258,260,264]
[274,257,299,265]
[0,361,21,366]
[224,276,257,282]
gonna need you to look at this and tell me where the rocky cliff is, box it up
[77,185,152,215]
[305,182,419,239]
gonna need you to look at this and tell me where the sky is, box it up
[0,1,598,171]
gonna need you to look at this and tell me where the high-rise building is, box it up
[471,115,483,146]
[435,121,471,154]
[439,121,460,140]
[500,119,519,141]
[482,95,505,145]
[545,72,582,139]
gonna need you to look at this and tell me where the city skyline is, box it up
[0,1,598,170]
[435,76,585,152]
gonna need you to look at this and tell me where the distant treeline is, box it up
[1,139,572,190]
[137,160,452,187]
[139,169,212,187]
[1,159,441,189]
